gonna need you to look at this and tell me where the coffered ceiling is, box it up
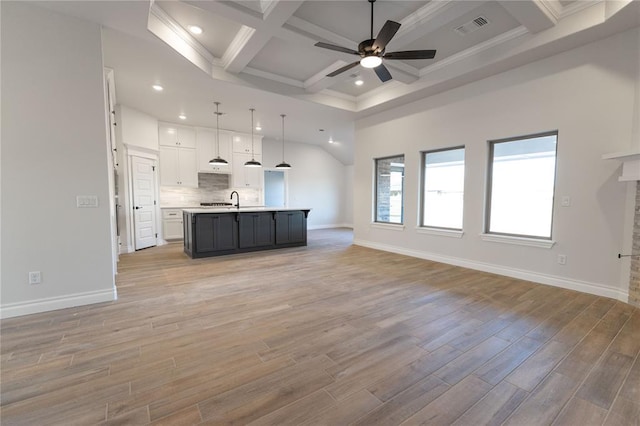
[34,0,640,164]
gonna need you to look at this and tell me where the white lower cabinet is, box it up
[162,209,184,240]
[232,152,264,189]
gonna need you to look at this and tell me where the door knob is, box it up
[134,206,142,210]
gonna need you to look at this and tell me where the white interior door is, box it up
[132,156,157,250]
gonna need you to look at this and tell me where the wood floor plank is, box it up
[452,381,529,426]
[503,372,578,426]
[618,352,640,403]
[353,375,450,426]
[367,345,462,402]
[506,340,572,391]
[196,357,334,424]
[604,396,640,426]
[552,396,608,426]
[400,375,493,425]
[1,229,638,426]
[433,335,511,385]
[474,336,544,385]
[247,390,336,426]
[575,350,634,410]
[300,390,381,426]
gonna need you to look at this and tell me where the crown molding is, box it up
[242,66,305,88]
[419,26,530,77]
[149,3,218,67]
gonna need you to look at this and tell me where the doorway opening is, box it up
[264,169,287,207]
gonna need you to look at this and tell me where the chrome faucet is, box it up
[230,191,240,209]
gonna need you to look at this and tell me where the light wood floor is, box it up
[1,228,639,425]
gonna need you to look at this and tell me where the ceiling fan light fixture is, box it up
[360,55,382,69]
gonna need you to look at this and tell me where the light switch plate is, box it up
[77,195,99,208]
[561,196,571,207]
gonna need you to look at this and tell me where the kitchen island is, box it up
[183,207,311,258]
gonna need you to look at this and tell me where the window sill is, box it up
[480,233,555,248]
[416,227,463,238]
[370,222,405,231]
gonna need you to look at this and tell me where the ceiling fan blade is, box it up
[374,63,392,83]
[372,20,401,52]
[314,42,360,56]
[327,61,361,77]
[384,50,437,60]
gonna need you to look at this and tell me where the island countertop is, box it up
[182,207,311,214]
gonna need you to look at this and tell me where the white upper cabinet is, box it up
[196,128,232,174]
[159,123,196,148]
[232,152,264,189]
[232,133,262,156]
[159,146,197,187]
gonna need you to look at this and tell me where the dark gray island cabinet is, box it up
[183,208,310,258]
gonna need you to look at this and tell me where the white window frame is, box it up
[373,155,405,225]
[484,131,558,243]
[419,146,465,232]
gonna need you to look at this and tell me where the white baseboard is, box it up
[0,288,117,319]
[309,223,354,230]
[354,238,629,303]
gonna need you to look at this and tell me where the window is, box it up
[421,147,465,230]
[486,132,558,239]
[375,155,404,224]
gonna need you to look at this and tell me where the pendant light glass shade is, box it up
[275,114,291,169]
[244,108,262,168]
[208,101,228,166]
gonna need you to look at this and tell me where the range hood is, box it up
[602,150,640,181]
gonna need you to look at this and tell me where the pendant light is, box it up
[208,101,228,166]
[275,114,291,169]
[244,108,262,168]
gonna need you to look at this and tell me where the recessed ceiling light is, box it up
[188,25,203,35]
[152,84,163,92]
[255,126,262,131]
[179,114,187,120]
[355,79,364,86]
[328,139,334,144]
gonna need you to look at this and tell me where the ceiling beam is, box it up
[498,0,558,34]
[222,0,304,73]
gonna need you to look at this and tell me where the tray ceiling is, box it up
[34,0,640,165]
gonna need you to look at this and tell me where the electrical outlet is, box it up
[557,255,567,265]
[29,271,41,285]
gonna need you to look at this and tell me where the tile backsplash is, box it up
[160,173,260,207]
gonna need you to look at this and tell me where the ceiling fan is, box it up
[314,0,436,83]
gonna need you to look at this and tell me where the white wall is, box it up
[1,2,115,317]
[344,165,354,227]
[262,140,348,228]
[354,28,640,302]
[116,105,159,151]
